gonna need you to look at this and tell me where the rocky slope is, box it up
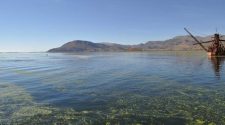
[48,35,225,52]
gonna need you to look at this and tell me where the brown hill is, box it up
[48,35,225,52]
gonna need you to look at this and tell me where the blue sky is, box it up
[0,0,225,52]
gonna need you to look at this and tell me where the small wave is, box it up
[0,59,35,62]
[73,55,92,59]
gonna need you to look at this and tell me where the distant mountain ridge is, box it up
[48,35,225,52]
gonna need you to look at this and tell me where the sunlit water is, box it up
[0,52,224,125]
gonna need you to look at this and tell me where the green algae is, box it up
[1,76,225,125]
[0,83,103,124]
[90,77,225,124]
[12,106,52,118]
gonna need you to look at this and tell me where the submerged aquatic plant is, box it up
[0,52,225,125]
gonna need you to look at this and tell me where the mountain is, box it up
[48,35,225,52]
[48,40,129,52]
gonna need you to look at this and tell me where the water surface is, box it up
[0,52,224,125]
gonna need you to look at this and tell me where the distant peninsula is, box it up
[48,35,225,52]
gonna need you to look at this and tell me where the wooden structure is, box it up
[184,28,225,56]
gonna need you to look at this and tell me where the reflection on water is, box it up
[0,52,225,125]
[209,56,225,78]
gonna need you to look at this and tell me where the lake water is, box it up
[0,51,224,125]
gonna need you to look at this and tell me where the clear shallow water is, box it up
[0,52,224,125]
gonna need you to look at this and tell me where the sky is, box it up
[0,0,225,52]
